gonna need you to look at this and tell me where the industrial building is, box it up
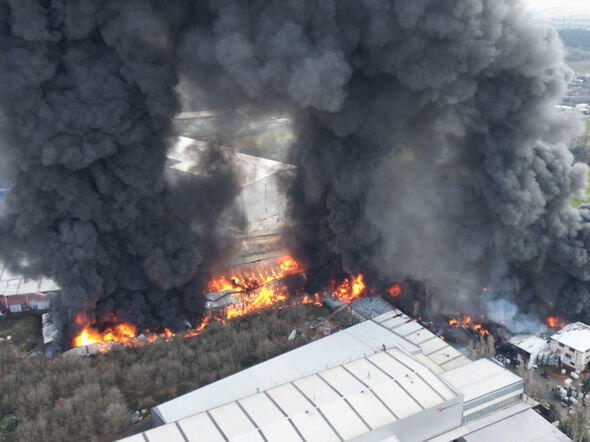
[119,308,569,442]
[508,334,548,366]
[168,136,295,240]
[0,261,59,314]
[549,322,590,371]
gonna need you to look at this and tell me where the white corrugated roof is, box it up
[441,358,522,403]
[152,312,423,424]
[0,261,60,296]
[152,310,475,425]
[509,334,548,355]
[462,408,571,442]
[550,322,590,353]
[373,311,471,372]
[144,347,460,442]
[122,309,573,442]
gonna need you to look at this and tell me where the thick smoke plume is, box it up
[0,0,588,341]
[176,0,590,327]
[0,1,241,344]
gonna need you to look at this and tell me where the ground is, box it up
[0,314,43,353]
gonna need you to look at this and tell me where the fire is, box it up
[71,255,319,351]
[73,321,137,347]
[447,314,491,336]
[278,256,302,273]
[301,293,322,305]
[474,323,490,336]
[207,255,304,293]
[226,286,288,319]
[331,274,366,303]
[546,316,565,329]
[387,283,401,297]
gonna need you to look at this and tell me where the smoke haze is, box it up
[0,0,588,340]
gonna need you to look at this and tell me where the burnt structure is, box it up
[0,1,587,344]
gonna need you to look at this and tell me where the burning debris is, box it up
[68,255,379,352]
[447,315,492,337]
[0,0,588,347]
[207,256,304,294]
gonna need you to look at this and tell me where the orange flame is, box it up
[331,274,366,303]
[447,315,491,336]
[547,316,565,329]
[226,285,288,319]
[474,323,490,336]
[207,255,304,293]
[301,293,322,306]
[73,321,137,347]
[72,256,317,351]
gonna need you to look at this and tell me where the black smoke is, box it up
[175,0,590,329]
[0,1,241,345]
[0,0,588,342]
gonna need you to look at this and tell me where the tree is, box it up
[561,410,590,442]
[582,375,590,395]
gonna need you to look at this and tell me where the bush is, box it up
[0,304,342,440]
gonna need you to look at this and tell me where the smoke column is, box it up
[175,0,589,326]
[0,1,241,344]
[0,0,588,340]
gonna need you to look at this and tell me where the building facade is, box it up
[549,322,590,371]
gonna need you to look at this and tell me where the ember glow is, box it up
[387,284,401,297]
[447,315,491,336]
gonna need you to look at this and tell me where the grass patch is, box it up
[0,315,43,352]
[568,59,590,74]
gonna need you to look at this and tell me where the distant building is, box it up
[168,136,296,238]
[119,309,569,442]
[0,261,59,315]
[549,322,590,371]
[0,293,50,314]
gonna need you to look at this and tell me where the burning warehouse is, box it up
[0,0,589,413]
